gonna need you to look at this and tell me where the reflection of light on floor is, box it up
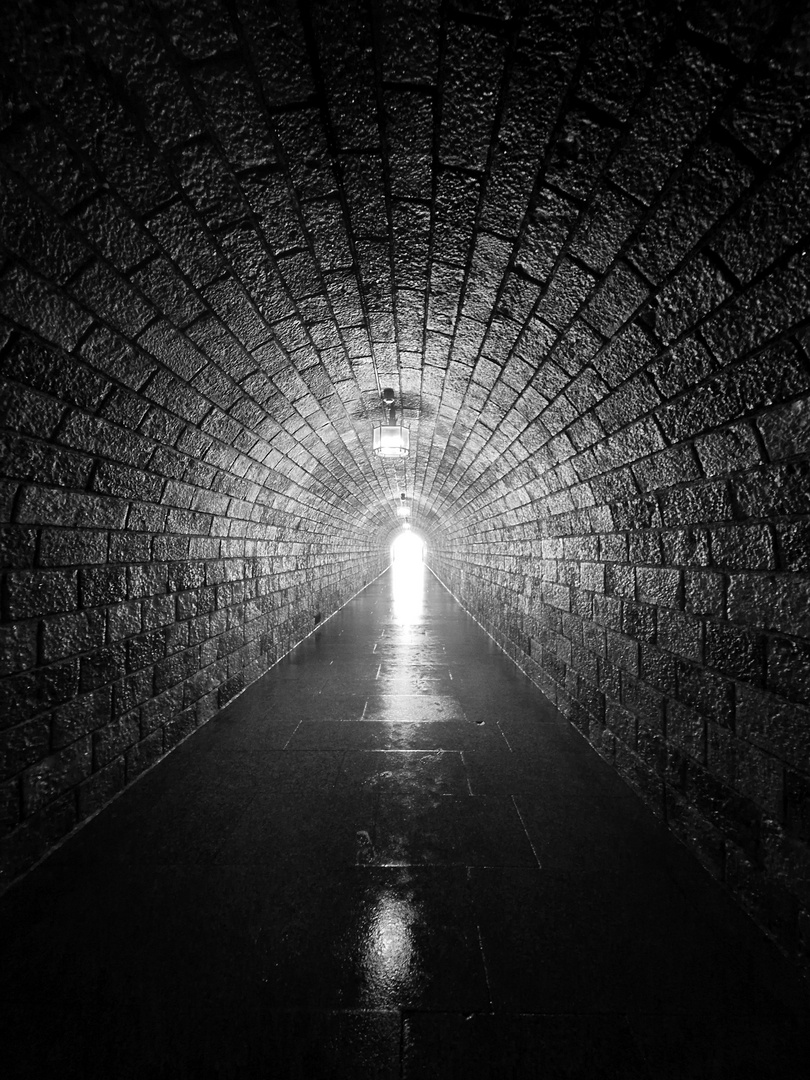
[391,531,425,625]
[362,891,417,1003]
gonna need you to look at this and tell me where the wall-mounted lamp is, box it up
[372,388,410,458]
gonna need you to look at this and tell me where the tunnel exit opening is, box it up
[390,529,425,566]
[390,529,426,624]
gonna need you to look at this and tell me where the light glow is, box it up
[360,891,419,1005]
[391,531,425,625]
[372,424,410,458]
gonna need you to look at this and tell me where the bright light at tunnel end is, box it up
[390,529,425,566]
[390,530,426,625]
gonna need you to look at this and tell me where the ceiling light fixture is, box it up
[372,388,410,458]
[397,493,410,518]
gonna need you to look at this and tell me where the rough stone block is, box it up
[22,736,91,815]
[0,622,38,677]
[637,566,681,609]
[710,524,774,571]
[728,573,810,638]
[766,637,810,706]
[53,687,113,749]
[41,610,106,664]
[684,570,724,616]
[658,609,702,663]
[125,730,164,782]
[705,621,764,684]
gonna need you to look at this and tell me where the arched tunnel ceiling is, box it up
[0,0,808,549]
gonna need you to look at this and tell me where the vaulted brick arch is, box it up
[1,1,809,968]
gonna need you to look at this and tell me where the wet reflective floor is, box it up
[1,564,809,1078]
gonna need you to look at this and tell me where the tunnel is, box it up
[1,0,809,1074]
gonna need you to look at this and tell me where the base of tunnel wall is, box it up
[0,565,388,898]
[427,561,810,985]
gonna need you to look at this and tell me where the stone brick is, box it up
[702,253,810,365]
[0,659,80,728]
[684,570,724,616]
[633,445,701,493]
[0,526,37,570]
[440,22,506,171]
[728,574,810,638]
[582,263,649,337]
[0,265,93,351]
[659,481,734,528]
[80,642,127,693]
[734,740,784,823]
[605,563,635,599]
[705,621,764,685]
[665,789,725,881]
[685,759,762,860]
[694,423,761,479]
[94,713,141,769]
[757,397,810,464]
[712,143,810,286]
[545,109,621,200]
[650,254,734,345]
[127,629,167,674]
[666,701,705,764]
[22,737,91,815]
[41,610,106,664]
[658,609,702,663]
[53,687,113,749]
[80,566,128,609]
[636,566,680,609]
[605,629,639,676]
[706,722,735,786]
[125,731,164,782]
[629,142,752,282]
[661,528,709,568]
[766,638,810,707]
[0,383,66,438]
[0,622,38,677]
[138,682,179,736]
[609,44,729,203]
[164,706,201,751]
[675,660,733,727]
[776,522,810,573]
[622,600,656,643]
[0,719,50,781]
[710,524,774,571]
[606,700,637,746]
[648,339,717,400]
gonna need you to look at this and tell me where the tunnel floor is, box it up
[1,564,809,1079]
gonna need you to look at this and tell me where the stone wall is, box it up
[431,315,810,970]
[0,328,385,887]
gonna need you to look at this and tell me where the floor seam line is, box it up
[476,920,495,1012]
[511,794,542,869]
[282,719,303,751]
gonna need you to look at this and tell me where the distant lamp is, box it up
[397,493,410,518]
[372,388,410,458]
